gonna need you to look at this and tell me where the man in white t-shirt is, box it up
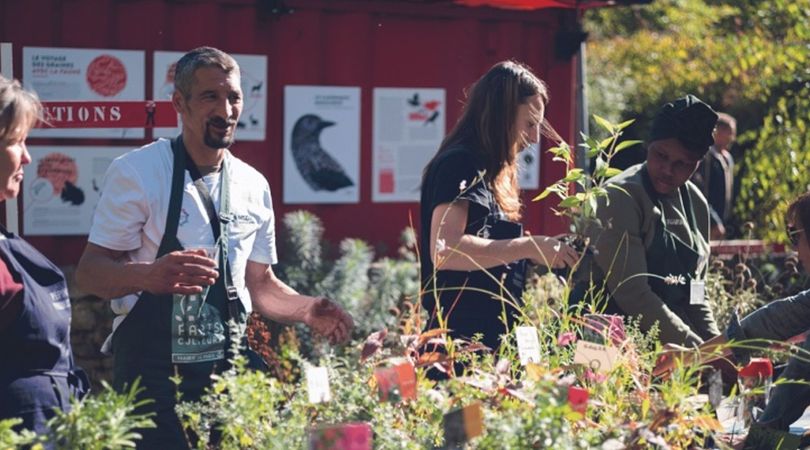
[75,47,353,449]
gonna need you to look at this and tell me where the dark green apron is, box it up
[112,137,242,450]
[572,166,707,317]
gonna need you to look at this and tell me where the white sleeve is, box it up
[248,179,278,265]
[87,157,149,252]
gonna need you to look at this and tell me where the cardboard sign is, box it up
[573,340,619,373]
[374,361,416,403]
[690,280,706,305]
[309,422,372,450]
[742,423,800,450]
[306,365,331,404]
[443,402,483,446]
[515,326,541,365]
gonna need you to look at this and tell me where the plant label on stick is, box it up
[309,422,372,450]
[690,280,706,305]
[573,340,619,373]
[515,326,541,365]
[443,402,483,446]
[374,361,416,403]
[306,365,331,404]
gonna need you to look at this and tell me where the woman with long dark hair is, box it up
[420,61,578,352]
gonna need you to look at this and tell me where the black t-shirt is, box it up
[419,145,527,349]
[419,145,499,286]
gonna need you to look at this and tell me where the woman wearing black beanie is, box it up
[574,95,722,347]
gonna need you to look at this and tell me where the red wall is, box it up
[0,0,577,265]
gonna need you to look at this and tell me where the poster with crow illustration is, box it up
[23,146,129,235]
[152,51,268,141]
[23,47,145,139]
[372,88,445,203]
[283,85,360,204]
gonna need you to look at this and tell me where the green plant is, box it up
[47,381,154,450]
[0,418,39,450]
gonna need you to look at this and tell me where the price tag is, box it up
[309,422,372,450]
[306,365,331,404]
[573,340,619,373]
[374,361,416,403]
[443,402,483,446]
[690,280,706,305]
[515,326,541,365]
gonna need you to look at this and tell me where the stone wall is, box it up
[63,266,114,393]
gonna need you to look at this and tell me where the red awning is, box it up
[455,0,621,9]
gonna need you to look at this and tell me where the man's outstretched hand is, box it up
[304,297,354,345]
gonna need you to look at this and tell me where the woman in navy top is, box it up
[0,76,88,443]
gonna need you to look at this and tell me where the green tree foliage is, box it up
[586,0,810,240]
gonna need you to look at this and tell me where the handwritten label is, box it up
[306,365,331,404]
[573,340,619,373]
[515,326,541,365]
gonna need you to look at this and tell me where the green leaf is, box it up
[559,196,582,208]
[614,140,643,153]
[593,114,614,134]
[616,118,636,131]
[599,136,615,150]
[603,167,623,178]
[562,168,585,182]
[532,188,554,202]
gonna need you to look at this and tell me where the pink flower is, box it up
[557,331,577,347]
[584,369,607,383]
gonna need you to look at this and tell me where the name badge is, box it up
[690,280,706,305]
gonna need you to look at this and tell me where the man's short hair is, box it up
[716,112,737,133]
[174,47,239,100]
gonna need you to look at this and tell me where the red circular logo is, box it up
[86,54,127,97]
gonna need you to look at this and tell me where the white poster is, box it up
[518,143,540,190]
[23,47,145,139]
[283,85,360,204]
[372,88,445,203]
[153,51,267,141]
[23,146,130,236]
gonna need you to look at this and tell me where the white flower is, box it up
[435,238,447,254]
[663,274,687,285]
[459,179,467,191]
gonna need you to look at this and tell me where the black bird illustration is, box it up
[251,81,263,94]
[407,93,420,107]
[61,181,85,206]
[291,114,354,192]
[425,110,440,125]
[250,114,259,126]
[92,178,99,192]
[236,120,246,129]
